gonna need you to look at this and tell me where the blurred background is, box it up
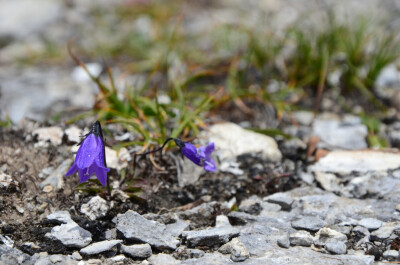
[1,0,400,141]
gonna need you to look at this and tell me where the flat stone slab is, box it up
[183,226,239,247]
[120,244,152,259]
[80,240,122,255]
[309,150,400,174]
[113,210,179,250]
[45,222,92,248]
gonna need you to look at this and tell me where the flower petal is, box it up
[94,166,108,186]
[76,134,101,169]
[181,143,201,166]
[79,168,91,183]
[198,142,215,158]
[204,158,217,172]
[65,162,78,177]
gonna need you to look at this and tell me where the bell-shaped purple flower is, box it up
[65,121,110,186]
[174,139,217,172]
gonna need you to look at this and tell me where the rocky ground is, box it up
[2,0,400,265]
[2,114,400,265]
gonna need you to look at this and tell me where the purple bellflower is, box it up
[174,139,217,172]
[65,121,110,186]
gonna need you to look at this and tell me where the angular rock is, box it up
[40,159,72,191]
[289,230,313,247]
[371,222,400,241]
[216,215,231,228]
[230,238,250,262]
[174,246,205,260]
[325,241,347,254]
[277,233,290,249]
[239,195,262,215]
[314,172,341,193]
[312,114,368,150]
[120,244,152,259]
[206,122,282,162]
[46,222,92,248]
[179,202,228,228]
[80,240,122,255]
[352,226,370,241]
[166,219,190,237]
[0,245,31,265]
[383,250,399,261]
[227,211,257,226]
[113,210,179,250]
[264,192,293,211]
[314,228,347,247]
[358,218,383,231]
[47,210,74,224]
[291,216,327,232]
[33,126,64,146]
[183,226,239,247]
[80,196,109,221]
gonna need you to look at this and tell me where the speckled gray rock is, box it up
[183,226,239,247]
[289,230,313,247]
[264,192,293,211]
[358,218,383,231]
[370,222,400,241]
[352,226,370,240]
[148,253,179,265]
[312,114,368,150]
[277,233,290,248]
[46,210,73,224]
[0,245,31,265]
[230,238,250,262]
[46,222,92,248]
[383,249,399,261]
[227,211,257,225]
[80,240,122,255]
[291,216,327,232]
[80,196,110,221]
[113,210,179,250]
[179,202,229,228]
[239,195,262,215]
[120,243,152,259]
[314,228,347,247]
[167,219,190,237]
[325,241,347,254]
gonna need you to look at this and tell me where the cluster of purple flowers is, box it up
[66,121,216,186]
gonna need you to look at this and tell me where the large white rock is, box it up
[206,123,282,162]
[309,150,400,174]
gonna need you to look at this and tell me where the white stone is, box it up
[206,122,282,162]
[65,126,82,143]
[80,196,109,221]
[309,150,400,174]
[105,147,131,170]
[33,126,64,146]
[0,173,16,188]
